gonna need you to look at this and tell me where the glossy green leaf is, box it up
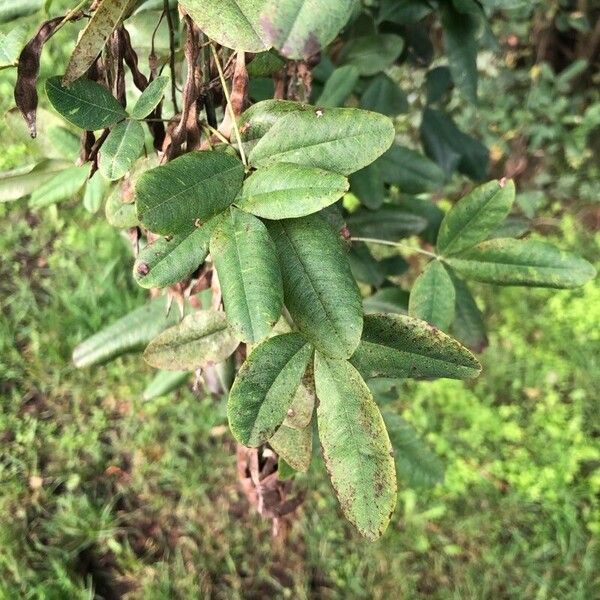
[143,311,239,371]
[316,65,360,107]
[73,297,179,368]
[82,170,108,214]
[420,108,489,181]
[448,270,488,353]
[262,0,356,59]
[130,76,169,120]
[363,287,409,315]
[46,77,127,130]
[361,73,408,116]
[0,160,71,202]
[228,333,313,447]
[382,411,444,488]
[437,180,516,256]
[236,163,348,219]
[99,120,145,181]
[134,215,223,289]
[64,0,137,85]
[269,423,312,472]
[29,165,89,209]
[266,214,363,359]
[143,370,190,401]
[179,0,268,52]
[210,208,283,344]
[315,354,397,540]
[135,151,244,235]
[248,106,395,176]
[340,34,404,76]
[441,3,480,104]
[446,239,597,289]
[347,207,427,240]
[376,145,446,194]
[349,163,385,210]
[408,260,455,331]
[349,313,481,380]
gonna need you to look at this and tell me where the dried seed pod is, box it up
[15,17,64,138]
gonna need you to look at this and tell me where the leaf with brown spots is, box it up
[64,0,137,85]
[314,353,397,540]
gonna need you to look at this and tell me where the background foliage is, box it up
[0,0,599,597]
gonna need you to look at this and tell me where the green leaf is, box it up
[82,170,108,214]
[269,423,312,472]
[135,151,244,236]
[261,0,357,59]
[378,0,432,25]
[130,76,170,120]
[316,65,360,107]
[349,243,386,287]
[105,184,138,228]
[248,106,395,176]
[349,313,481,380]
[99,120,145,181]
[420,108,489,181]
[46,77,128,130]
[396,196,445,246]
[441,3,480,104]
[0,0,42,23]
[266,215,363,359]
[29,165,89,209]
[134,215,223,289]
[143,370,190,401]
[437,180,516,256]
[314,353,396,540]
[143,311,239,371]
[228,333,312,447]
[247,51,285,77]
[283,366,316,429]
[179,0,268,52]
[0,25,27,69]
[347,207,427,240]
[64,0,137,85]
[382,411,444,488]
[361,73,408,116]
[376,145,446,194]
[446,239,597,289]
[363,287,409,315]
[340,34,404,76]
[349,163,385,210]
[73,297,179,368]
[408,260,455,331]
[236,163,348,219]
[425,66,453,105]
[448,270,488,353]
[0,160,71,202]
[210,208,283,344]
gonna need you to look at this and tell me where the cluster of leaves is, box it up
[1,0,596,539]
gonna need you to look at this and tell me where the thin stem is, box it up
[58,0,88,29]
[164,0,179,114]
[351,237,438,259]
[206,123,232,146]
[210,44,247,167]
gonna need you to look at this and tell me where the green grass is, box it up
[0,199,598,599]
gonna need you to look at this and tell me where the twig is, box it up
[164,0,179,113]
[351,237,438,259]
[210,45,247,167]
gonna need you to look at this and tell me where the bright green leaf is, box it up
[130,76,170,119]
[408,260,455,330]
[135,151,244,236]
[210,208,283,344]
[143,370,190,401]
[228,333,313,447]
[236,163,348,219]
[99,120,145,181]
[266,214,363,359]
[446,239,597,289]
[248,106,395,175]
[0,160,72,202]
[315,353,397,540]
[82,170,108,214]
[29,165,89,209]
